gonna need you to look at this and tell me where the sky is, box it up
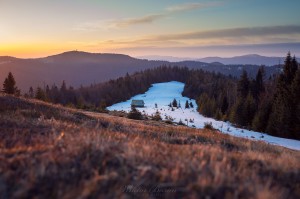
[0,0,300,58]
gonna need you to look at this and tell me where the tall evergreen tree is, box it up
[244,94,256,127]
[185,100,190,109]
[221,95,229,114]
[252,97,272,132]
[291,56,298,76]
[266,53,297,137]
[237,70,250,98]
[256,66,265,94]
[2,72,19,95]
[29,87,34,98]
[290,69,300,138]
[189,102,194,108]
[172,98,178,107]
[60,80,67,92]
[35,87,47,101]
[283,52,295,84]
[230,98,245,126]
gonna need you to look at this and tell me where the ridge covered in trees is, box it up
[4,53,299,140]
[185,52,299,139]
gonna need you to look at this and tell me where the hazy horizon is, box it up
[1,42,300,60]
[1,0,300,58]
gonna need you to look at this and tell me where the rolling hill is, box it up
[0,51,168,92]
[138,54,300,66]
[197,54,296,66]
[0,93,299,198]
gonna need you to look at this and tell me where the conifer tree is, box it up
[237,70,250,98]
[2,72,20,95]
[282,52,297,84]
[290,68,300,138]
[230,98,246,126]
[252,95,272,132]
[266,53,296,137]
[221,96,229,114]
[244,94,256,127]
[35,87,47,101]
[172,98,178,107]
[189,102,194,108]
[291,56,298,78]
[185,100,190,109]
[29,87,34,98]
[255,66,265,97]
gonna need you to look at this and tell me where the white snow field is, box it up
[107,81,300,151]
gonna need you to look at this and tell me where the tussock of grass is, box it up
[0,95,300,198]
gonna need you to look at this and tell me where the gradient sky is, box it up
[1,0,300,58]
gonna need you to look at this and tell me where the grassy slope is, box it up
[0,94,299,199]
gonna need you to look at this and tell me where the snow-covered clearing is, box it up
[107,81,300,151]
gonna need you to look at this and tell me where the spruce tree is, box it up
[230,98,247,127]
[29,87,34,98]
[252,96,272,132]
[244,94,256,127]
[267,68,293,137]
[283,52,295,84]
[172,98,178,107]
[267,53,299,138]
[237,70,250,98]
[290,69,300,138]
[189,102,193,108]
[221,96,229,114]
[60,80,67,92]
[255,66,265,98]
[185,100,190,109]
[291,56,298,77]
[35,87,47,101]
[2,72,19,95]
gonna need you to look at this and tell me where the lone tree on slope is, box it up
[185,100,190,109]
[2,72,20,95]
[172,98,178,108]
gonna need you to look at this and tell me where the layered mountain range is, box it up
[0,51,283,92]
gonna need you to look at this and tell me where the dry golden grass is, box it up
[0,94,300,199]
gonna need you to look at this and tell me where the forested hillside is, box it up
[184,52,299,140]
[0,51,281,92]
[3,53,299,140]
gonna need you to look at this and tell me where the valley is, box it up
[0,51,282,92]
[108,81,300,150]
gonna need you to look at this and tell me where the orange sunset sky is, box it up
[1,0,300,58]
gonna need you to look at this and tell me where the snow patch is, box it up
[107,81,300,151]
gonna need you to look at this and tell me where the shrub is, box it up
[165,120,173,124]
[204,122,215,130]
[178,119,185,126]
[152,110,162,121]
[128,107,143,120]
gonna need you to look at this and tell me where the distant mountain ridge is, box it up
[197,54,293,66]
[139,54,300,66]
[0,51,283,92]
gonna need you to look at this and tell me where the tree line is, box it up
[184,52,299,139]
[1,53,299,140]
